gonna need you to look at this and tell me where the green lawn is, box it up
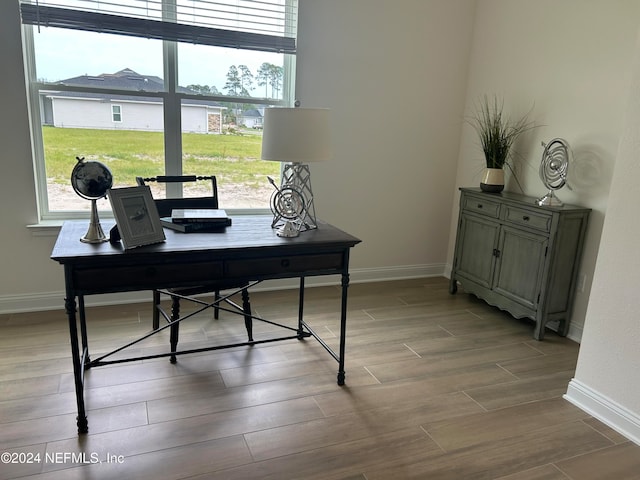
[43,126,279,189]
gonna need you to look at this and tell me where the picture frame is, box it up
[108,186,165,249]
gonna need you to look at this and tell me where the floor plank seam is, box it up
[465,308,485,319]
[397,296,411,306]
[402,343,422,358]
[524,342,549,356]
[552,463,577,480]
[461,390,489,412]
[495,362,521,380]
[437,325,455,336]
[419,424,448,454]
[323,325,338,338]
[361,310,376,321]
[311,396,330,418]
[578,418,623,447]
[362,366,381,384]
[521,341,548,355]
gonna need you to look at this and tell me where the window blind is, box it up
[20,0,297,54]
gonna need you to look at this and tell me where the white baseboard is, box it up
[564,378,640,446]
[565,322,584,343]
[0,264,447,314]
[348,263,447,284]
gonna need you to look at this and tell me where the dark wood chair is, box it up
[136,175,253,343]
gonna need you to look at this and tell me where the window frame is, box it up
[111,104,123,123]
[21,1,297,221]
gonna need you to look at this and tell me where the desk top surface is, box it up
[51,215,361,264]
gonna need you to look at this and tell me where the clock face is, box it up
[71,158,114,200]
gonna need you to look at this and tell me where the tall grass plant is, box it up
[468,95,535,170]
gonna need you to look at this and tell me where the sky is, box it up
[33,27,283,93]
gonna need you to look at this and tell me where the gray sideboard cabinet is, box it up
[449,188,590,340]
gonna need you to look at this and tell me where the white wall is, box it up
[51,98,213,133]
[0,1,65,307]
[296,0,477,278]
[52,97,165,131]
[449,0,640,340]
[565,26,640,445]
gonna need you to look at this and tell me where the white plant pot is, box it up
[480,168,504,193]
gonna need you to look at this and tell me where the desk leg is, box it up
[242,288,253,342]
[65,295,88,434]
[169,295,180,364]
[297,277,305,339]
[337,272,350,386]
[78,295,90,365]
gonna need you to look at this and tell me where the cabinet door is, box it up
[454,214,500,288]
[493,225,548,309]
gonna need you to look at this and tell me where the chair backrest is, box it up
[136,175,219,218]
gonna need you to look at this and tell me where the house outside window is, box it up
[20,0,297,219]
[111,105,122,123]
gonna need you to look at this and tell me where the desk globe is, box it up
[71,157,113,243]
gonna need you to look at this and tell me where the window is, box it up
[111,105,122,123]
[20,0,297,218]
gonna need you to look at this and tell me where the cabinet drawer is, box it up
[226,253,344,278]
[504,206,552,232]
[462,196,501,218]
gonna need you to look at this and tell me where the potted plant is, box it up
[469,95,535,192]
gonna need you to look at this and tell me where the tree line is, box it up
[187,62,284,99]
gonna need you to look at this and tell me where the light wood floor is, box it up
[1,277,639,480]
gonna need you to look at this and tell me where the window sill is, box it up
[27,221,63,236]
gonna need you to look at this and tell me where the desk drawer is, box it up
[226,253,344,278]
[504,206,552,232]
[73,261,224,291]
[462,196,501,218]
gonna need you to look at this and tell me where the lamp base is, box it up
[270,163,318,233]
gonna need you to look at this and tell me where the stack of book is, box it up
[160,209,232,233]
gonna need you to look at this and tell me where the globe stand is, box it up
[536,190,563,207]
[81,199,108,243]
[536,139,570,208]
[71,156,113,244]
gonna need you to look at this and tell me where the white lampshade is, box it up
[261,107,331,163]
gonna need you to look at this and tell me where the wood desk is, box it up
[51,216,361,434]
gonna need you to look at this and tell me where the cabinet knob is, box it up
[477,204,483,209]
[522,215,530,221]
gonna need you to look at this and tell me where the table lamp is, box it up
[261,107,331,237]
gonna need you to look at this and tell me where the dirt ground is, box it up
[47,182,275,211]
